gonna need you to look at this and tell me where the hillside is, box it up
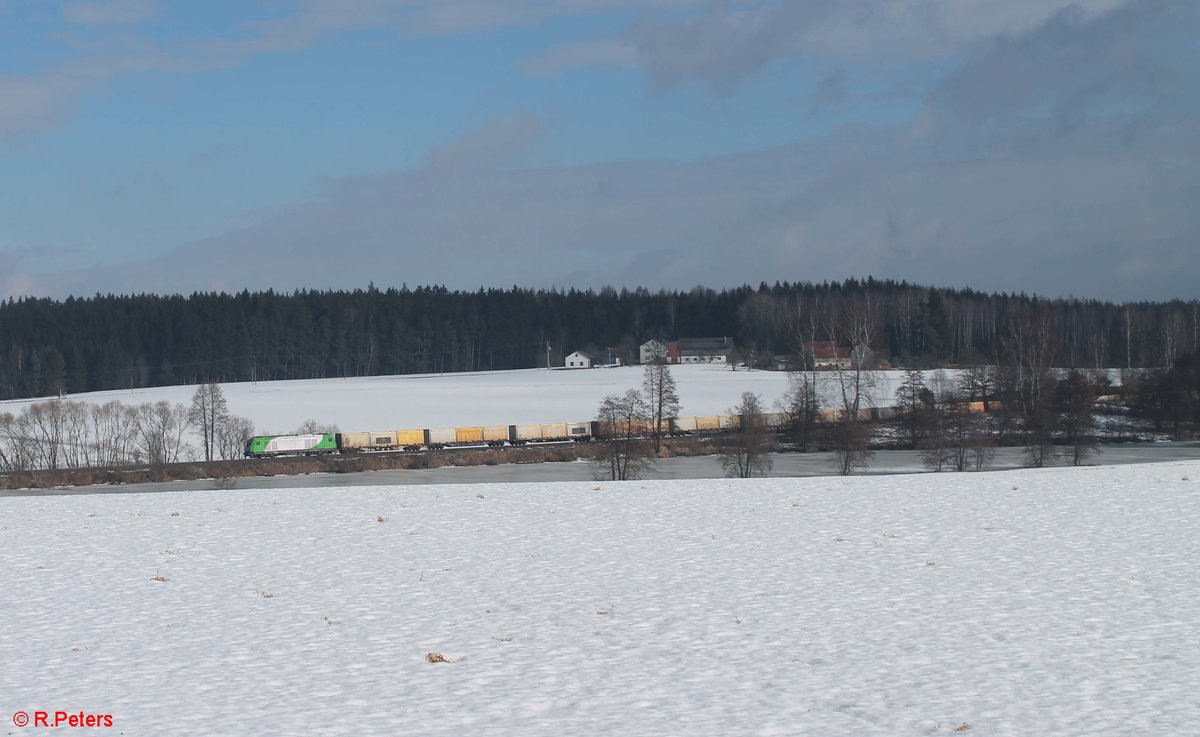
[4,365,819,433]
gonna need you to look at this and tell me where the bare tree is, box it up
[920,412,953,472]
[1160,308,1185,368]
[825,299,879,475]
[60,401,91,468]
[135,401,192,465]
[87,401,142,466]
[642,359,680,454]
[0,411,19,471]
[1057,370,1099,466]
[216,416,256,461]
[594,389,654,481]
[783,307,823,450]
[716,392,774,478]
[956,365,996,412]
[294,419,340,434]
[895,369,932,448]
[189,383,229,462]
[782,369,822,451]
[1023,403,1059,468]
[23,400,66,470]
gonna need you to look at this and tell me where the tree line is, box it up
[596,300,1200,480]
[1,280,1196,400]
[594,359,774,481]
[0,384,259,472]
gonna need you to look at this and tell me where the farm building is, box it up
[564,351,594,369]
[673,337,735,364]
[640,337,734,365]
[639,339,668,365]
[806,341,853,369]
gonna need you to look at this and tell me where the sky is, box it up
[0,0,1196,302]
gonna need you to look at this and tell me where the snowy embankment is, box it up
[2,462,1196,736]
[0,365,920,434]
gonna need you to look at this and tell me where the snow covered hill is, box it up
[0,365,924,435]
[1,461,1196,736]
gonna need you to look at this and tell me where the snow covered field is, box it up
[2,461,1196,736]
[0,365,920,434]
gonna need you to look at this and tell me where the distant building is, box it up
[641,337,734,365]
[565,351,594,369]
[806,341,852,370]
[639,340,668,365]
[673,337,734,365]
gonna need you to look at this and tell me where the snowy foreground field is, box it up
[2,462,1197,736]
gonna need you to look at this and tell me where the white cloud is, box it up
[423,113,547,172]
[0,57,162,141]
[532,0,1136,89]
[27,113,1197,302]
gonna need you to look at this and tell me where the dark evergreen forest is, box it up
[0,279,1196,400]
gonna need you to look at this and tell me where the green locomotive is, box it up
[243,433,338,458]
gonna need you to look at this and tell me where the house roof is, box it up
[676,337,733,351]
[806,341,850,359]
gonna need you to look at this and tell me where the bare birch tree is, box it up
[136,401,192,465]
[642,358,680,454]
[594,389,653,481]
[216,416,256,460]
[716,391,774,478]
[23,400,66,470]
[189,383,229,462]
[825,299,879,475]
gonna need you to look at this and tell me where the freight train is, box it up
[242,413,795,458]
[238,401,973,459]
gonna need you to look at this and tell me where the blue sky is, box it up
[1,0,1197,300]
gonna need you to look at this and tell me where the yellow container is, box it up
[396,429,426,447]
[455,426,484,443]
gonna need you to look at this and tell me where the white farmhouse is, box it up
[639,340,668,365]
[564,351,594,369]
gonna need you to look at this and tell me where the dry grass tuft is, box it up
[149,572,168,582]
[954,722,971,732]
[425,652,452,663]
[925,560,936,567]
[169,511,182,517]
[258,590,273,598]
